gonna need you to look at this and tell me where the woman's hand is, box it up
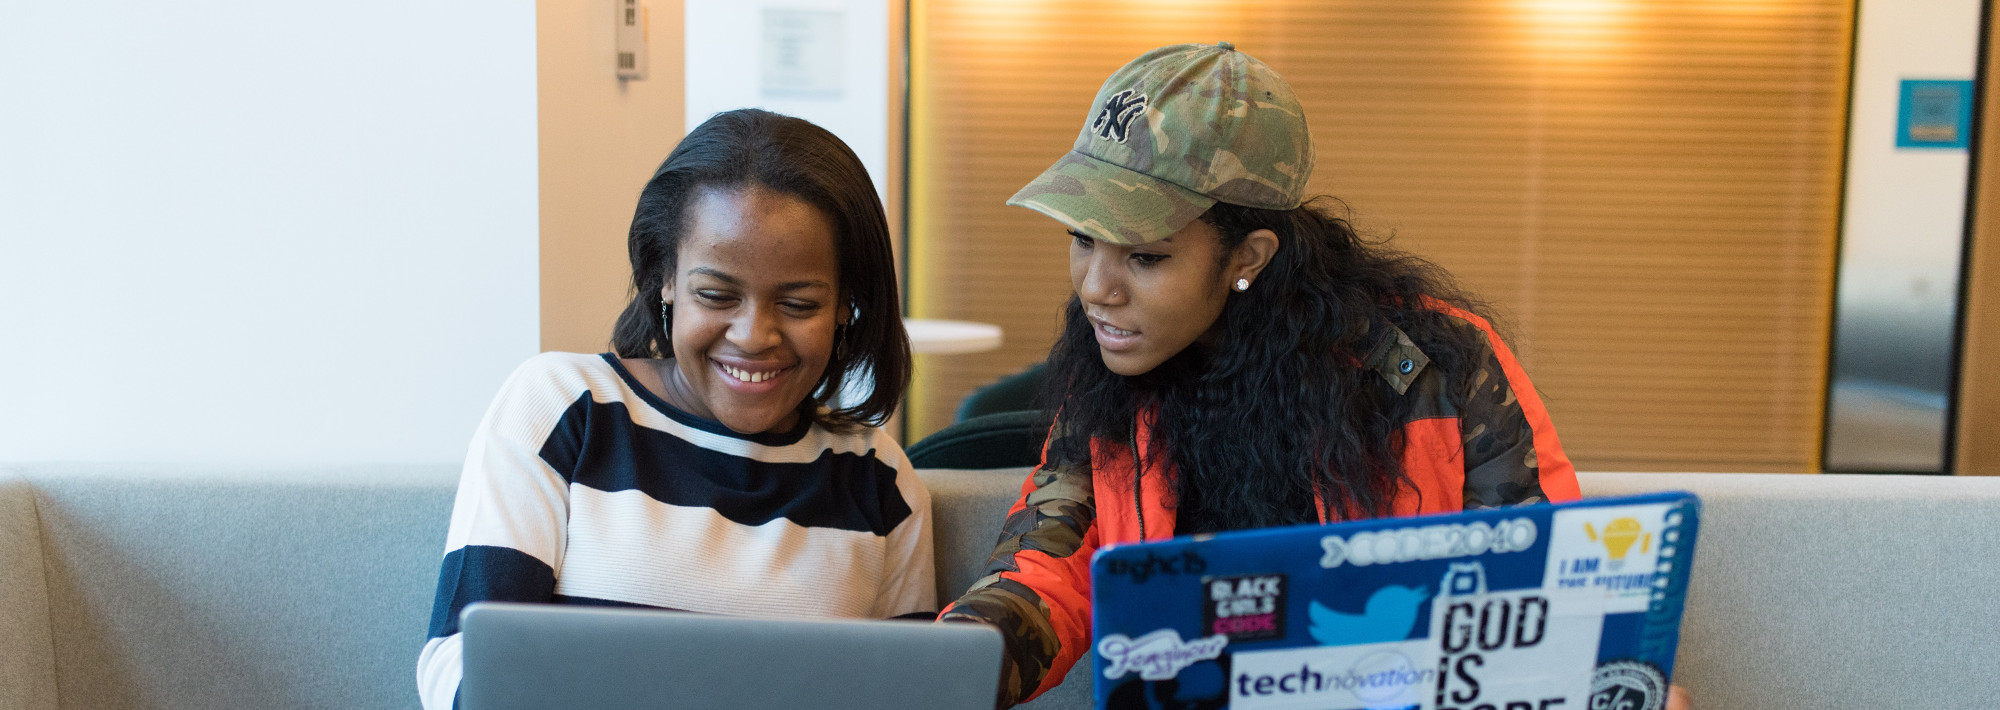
[1665,684,1692,710]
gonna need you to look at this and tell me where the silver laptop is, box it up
[459,602,1003,710]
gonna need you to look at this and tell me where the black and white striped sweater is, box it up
[416,352,934,710]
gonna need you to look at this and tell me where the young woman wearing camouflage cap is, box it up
[937,43,1691,710]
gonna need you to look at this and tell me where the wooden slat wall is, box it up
[1956,0,1998,476]
[909,0,1851,472]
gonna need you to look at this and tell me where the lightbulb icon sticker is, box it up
[1583,517,1653,571]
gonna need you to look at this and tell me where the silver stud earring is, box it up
[1234,278,1251,292]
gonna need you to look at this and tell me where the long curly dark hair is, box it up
[1042,198,1496,532]
[610,109,910,428]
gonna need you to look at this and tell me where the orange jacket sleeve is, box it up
[1440,305,1582,506]
[937,416,1100,706]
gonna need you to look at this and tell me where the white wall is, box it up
[1826,0,1986,470]
[540,0,687,355]
[0,0,540,464]
[684,0,891,200]
[1839,0,1983,323]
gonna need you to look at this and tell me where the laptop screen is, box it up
[1090,492,1699,710]
[459,604,1002,710]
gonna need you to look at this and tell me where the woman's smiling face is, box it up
[660,185,842,434]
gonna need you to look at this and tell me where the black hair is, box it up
[1042,197,1494,532]
[610,109,910,428]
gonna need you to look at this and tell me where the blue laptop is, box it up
[1090,492,1700,710]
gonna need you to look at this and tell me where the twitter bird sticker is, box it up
[1307,585,1431,646]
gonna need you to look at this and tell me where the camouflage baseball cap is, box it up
[1007,42,1315,245]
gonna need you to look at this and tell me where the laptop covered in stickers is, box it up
[1089,492,1700,710]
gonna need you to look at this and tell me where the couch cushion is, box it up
[21,464,457,710]
[1584,472,2000,710]
[918,468,1094,709]
[0,471,58,710]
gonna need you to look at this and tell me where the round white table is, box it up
[904,318,1003,355]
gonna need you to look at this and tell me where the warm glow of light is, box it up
[1512,0,1635,62]
[1705,0,1800,14]
[943,0,1247,50]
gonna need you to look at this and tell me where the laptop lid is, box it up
[459,603,1002,710]
[1089,492,1701,710]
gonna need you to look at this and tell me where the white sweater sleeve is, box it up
[417,354,585,710]
[871,434,938,618]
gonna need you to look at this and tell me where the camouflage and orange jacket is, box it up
[937,304,1582,707]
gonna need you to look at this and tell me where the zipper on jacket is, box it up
[1131,418,1146,542]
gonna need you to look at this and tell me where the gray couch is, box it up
[3,464,1996,709]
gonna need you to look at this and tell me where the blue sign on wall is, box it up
[1896,79,1974,149]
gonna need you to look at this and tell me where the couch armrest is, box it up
[1581,472,2000,709]
[0,472,58,709]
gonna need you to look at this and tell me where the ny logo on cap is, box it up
[1090,89,1147,143]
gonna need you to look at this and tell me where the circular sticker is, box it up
[1590,660,1667,710]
